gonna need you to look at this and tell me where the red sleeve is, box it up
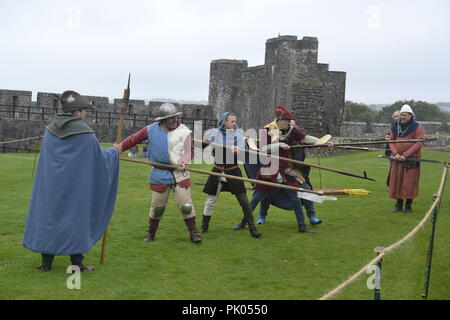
[403,126,424,157]
[289,125,307,143]
[388,132,398,155]
[121,127,148,152]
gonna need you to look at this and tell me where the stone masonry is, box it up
[208,35,346,137]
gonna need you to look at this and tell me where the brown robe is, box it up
[388,125,424,199]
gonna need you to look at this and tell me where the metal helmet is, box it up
[154,103,183,121]
[400,104,415,117]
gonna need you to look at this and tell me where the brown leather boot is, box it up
[185,217,202,243]
[144,218,160,242]
[144,232,156,242]
[190,231,202,243]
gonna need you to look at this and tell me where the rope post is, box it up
[374,246,384,300]
[421,194,439,299]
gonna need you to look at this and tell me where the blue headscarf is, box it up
[207,112,246,148]
[390,117,420,137]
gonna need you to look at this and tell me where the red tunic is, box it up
[388,125,424,199]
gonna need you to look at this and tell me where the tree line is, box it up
[344,100,450,125]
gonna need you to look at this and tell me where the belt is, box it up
[214,165,239,171]
[153,165,174,172]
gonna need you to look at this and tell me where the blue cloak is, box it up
[23,130,119,255]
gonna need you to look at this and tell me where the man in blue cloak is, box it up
[23,90,120,272]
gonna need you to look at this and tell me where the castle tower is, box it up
[208,59,248,121]
[208,35,346,137]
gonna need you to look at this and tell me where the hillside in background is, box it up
[368,102,450,113]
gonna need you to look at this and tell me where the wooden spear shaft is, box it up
[195,139,375,181]
[291,138,433,148]
[100,73,130,265]
[119,158,324,195]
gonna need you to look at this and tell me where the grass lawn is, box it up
[0,149,449,300]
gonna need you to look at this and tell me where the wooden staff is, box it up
[379,155,447,165]
[100,73,130,265]
[0,135,42,145]
[291,138,434,148]
[119,158,325,195]
[196,139,375,181]
[329,145,372,151]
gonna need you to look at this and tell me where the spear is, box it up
[291,138,434,148]
[196,139,375,181]
[379,155,447,165]
[99,73,131,265]
[119,158,325,195]
[294,144,374,151]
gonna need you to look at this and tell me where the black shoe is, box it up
[232,219,247,230]
[404,200,413,213]
[190,231,202,243]
[200,215,211,233]
[249,225,262,238]
[72,264,95,272]
[298,224,316,233]
[37,265,51,272]
[392,200,404,213]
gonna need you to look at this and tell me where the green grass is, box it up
[0,149,449,300]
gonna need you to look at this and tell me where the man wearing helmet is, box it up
[387,104,425,214]
[115,103,202,243]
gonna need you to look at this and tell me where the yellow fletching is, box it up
[317,188,370,195]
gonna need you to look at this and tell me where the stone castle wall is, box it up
[0,89,213,120]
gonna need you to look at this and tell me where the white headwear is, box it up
[400,104,415,116]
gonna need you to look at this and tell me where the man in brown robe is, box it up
[388,104,424,213]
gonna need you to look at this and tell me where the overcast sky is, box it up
[1,0,449,104]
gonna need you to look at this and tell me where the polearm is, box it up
[193,182,369,196]
[119,158,325,195]
[329,145,372,151]
[99,73,131,265]
[291,138,434,148]
[196,139,375,181]
[379,155,448,165]
[294,144,373,151]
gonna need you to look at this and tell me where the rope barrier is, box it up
[319,165,449,300]
[0,136,42,145]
